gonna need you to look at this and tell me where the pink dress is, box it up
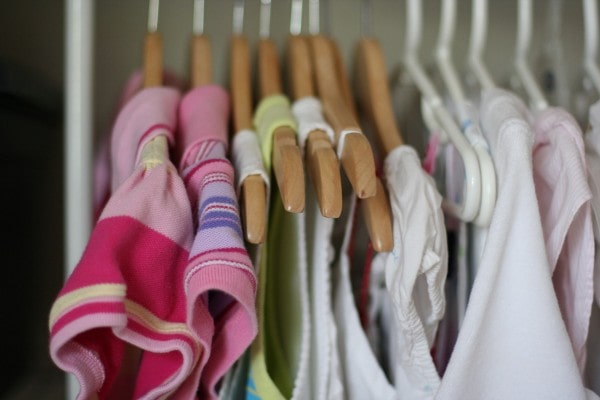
[49,87,202,399]
[531,107,594,372]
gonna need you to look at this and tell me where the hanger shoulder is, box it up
[357,38,403,156]
[338,133,377,198]
[242,174,267,244]
[231,35,267,244]
[191,34,212,87]
[306,129,342,217]
[361,178,394,252]
[144,31,163,87]
[272,125,305,212]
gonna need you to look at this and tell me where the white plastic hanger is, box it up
[584,0,600,94]
[403,0,481,222]
[515,0,549,111]
[468,0,495,90]
[435,0,495,226]
[436,0,468,120]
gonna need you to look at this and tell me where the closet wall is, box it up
[0,1,63,399]
[93,0,586,138]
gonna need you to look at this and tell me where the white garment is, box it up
[289,95,344,400]
[436,88,597,400]
[530,107,594,372]
[305,167,344,400]
[334,145,448,400]
[379,145,448,399]
[367,258,397,376]
[333,197,397,400]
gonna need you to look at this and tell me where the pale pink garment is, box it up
[531,107,594,372]
[50,88,203,399]
[585,100,600,307]
[177,85,257,400]
[584,101,600,395]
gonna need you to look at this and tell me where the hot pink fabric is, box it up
[177,85,257,399]
[50,88,204,399]
[531,107,595,373]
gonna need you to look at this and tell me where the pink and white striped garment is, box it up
[49,87,203,399]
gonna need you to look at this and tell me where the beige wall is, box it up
[0,1,588,137]
[92,0,586,136]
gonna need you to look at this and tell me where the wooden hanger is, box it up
[309,35,392,251]
[230,34,268,243]
[258,16,305,213]
[287,34,342,218]
[354,38,398,253]
[309,35,376,199]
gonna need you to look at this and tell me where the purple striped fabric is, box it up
[177,85,257,399]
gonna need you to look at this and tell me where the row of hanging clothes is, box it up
[52,0,600,398]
